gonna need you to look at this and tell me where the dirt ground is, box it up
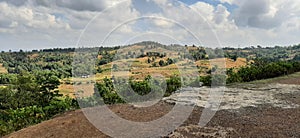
[4,76,300,138]
[277,77,300,85]
[4,102,300,138]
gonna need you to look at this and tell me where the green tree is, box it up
[159,60,165,67]
[35,71,61,106]
[147,58,151,63]
[165,75,181,96]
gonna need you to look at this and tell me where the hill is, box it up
[1,41,300,137]
[4,73,300,138]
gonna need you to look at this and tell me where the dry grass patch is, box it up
[28,53,39,59]
[59,84,75,98]
[196,58,248,69]
[0,64,7,73]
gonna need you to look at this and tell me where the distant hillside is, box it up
[1,41,300,98]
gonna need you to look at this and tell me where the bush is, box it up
[0,97,78,136]
[165,75,181,97]
[92,75,183,103]
[94,77,124,105]
[199,75,211,86]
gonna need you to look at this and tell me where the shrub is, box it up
[94,77,124,105]
[165,75,181,97]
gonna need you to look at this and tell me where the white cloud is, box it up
[219,0,235,5]
[190,2,214,21]
[0,0,132,50]
[0,2,70,32]
[214,4,230,24]
[0,0,300,50]
[231,0,300,29]
[53,0,122,11]
[0,0,124,11]
[152,19,174,28]
[67,0,140,46]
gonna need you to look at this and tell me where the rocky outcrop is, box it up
[163,84,300,110]
[167,125,238,138]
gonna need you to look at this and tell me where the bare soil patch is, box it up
[5,101,300,138]
[276,77,300,85]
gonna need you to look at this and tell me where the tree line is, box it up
[198,59,300,86]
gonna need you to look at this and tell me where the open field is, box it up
[0,64,7,73]
[58,84,75,98]
[98,58,248,80]
[27,53,39,59]
[59,79,96,98]
[195,58,248,69]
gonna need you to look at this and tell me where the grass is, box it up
[28,53,39,59]
[59,82,95,98]
[247,72,300,85]
[59,84,75,98]
[227,71,300,88]
[195,58,248,69]
[0,64,8,73]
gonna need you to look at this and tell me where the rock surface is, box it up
[167,125,237,138]
[163,84,300,110]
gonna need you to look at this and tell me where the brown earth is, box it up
[195,58,249,69]
[4,76,300,138]
[276,77,300,85]
[4,101,300,138]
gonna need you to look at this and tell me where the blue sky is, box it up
[179,0,237,12]
[0,0,299,51]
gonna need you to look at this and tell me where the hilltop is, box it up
[4,72,300,138]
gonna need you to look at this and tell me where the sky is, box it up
[0,0,300,51]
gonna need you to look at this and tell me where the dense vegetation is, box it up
[77,75,182,106]
[0,47,119,78]
[223,44,300,62]
[0,72,78,136]
[198,59,300,86]
[0,51,73,78]
[227,60,300,83]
